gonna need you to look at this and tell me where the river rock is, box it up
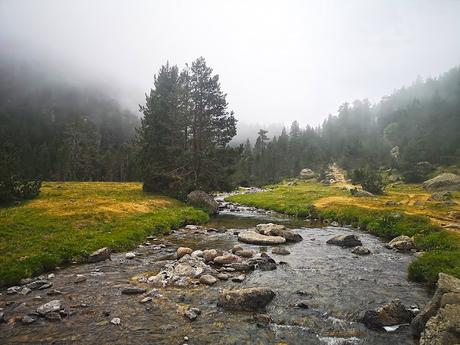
[125,252,136,259]
[7,286,21,295]
[37,300,62,315]
[361,299,414,331]
[88,247,111,263]
[412,273,460,343]
[235,249,255,258]
[229,262,254,272]
[191,250,204,259]
[238,231,286,245]
[199,274,217,285]
[187,190,219,215]
[385,235,415,251]
[231,245,244,254]
[214,254,239,265]
[255,223,302,242]
[111,317,121,325]
[45,311,62,321]
[351,246,371,255]
[177,247,193,259]
[26,280,50,290]
[121,286,146,295]
[217,273,229,280]
[21,315,37,324]
[326,234,362,247]
[74,274,87,284]
[184,307,201,321]
[272,247,290,255]
[232,274,245,283]
[203,249,219,262]
[423,173,460,191]
[217,287,275,311]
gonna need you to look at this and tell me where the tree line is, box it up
[233,66,460,186]
[1,54,459,200]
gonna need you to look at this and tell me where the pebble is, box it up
[37,300,62,315]
[121,286,146,295]
[125,252,136,259]
[232,275,245,283]
[199,274,217,285]
[47,289,63,296]
[21,315,37,324]
[140,297,152,304]
[19,287,32,295]
[217,273,229,280]
[74,275,87,284]
[47,273,55,279]
[111,317,121,325]
[184,307,201,321]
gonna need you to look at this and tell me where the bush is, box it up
[0,177,41,203]
[350,167,386,195]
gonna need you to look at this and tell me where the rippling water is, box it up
[0,206,430,344]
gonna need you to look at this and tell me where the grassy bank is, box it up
[0,182,208,286]
[227,181,460,286]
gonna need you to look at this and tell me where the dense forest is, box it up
[0,56,140,183]
[1,54,459,192]
[235,66,460,185]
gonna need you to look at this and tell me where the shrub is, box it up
[350,167,386,195]
[0,177,41,203]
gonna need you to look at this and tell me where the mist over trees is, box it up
[0,56,140,182]
[138,57,238,198]
[233,66,460,186]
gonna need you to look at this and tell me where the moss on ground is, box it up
[0,182,208,286]
[227,181,460,287]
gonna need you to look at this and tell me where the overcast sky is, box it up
[1,0,460,126]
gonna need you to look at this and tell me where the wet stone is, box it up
[121,286,146,295]
[21,315,37,324]
[88,247,111,263]
[199,274,217,285]
[37,300,62,315]
[74,275,87,284]
[184,307,201,321]
[231,274,245,283]
[111,317,121,325]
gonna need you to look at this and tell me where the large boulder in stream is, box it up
[238,231,286,245]
[217,287,275,311]
[255,223,302,242]
[326,234,362,247]
[186,190,219,215]
[361,299,415,331]
[423,173,460,191]
[412,273,460,345]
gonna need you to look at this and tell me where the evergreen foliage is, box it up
[138,58,237,198]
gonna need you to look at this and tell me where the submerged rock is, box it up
[217,287,275,311]
[121,286,146,295]
[88,247,111,263]
[351,246,371,255]
[238,231,286,245]
[385,235,415,251]
[326,234,362,247]
[235,249,255,258]
[213,254,239,265]
[187,190,219,215]
[272,247,290,255]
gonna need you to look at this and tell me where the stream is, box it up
[0,196,431,345]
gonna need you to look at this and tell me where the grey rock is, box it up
[362,299,414,331]
[231,274,245,283]
[385,235,415,251]
[37,300,62,315]
[125,252,136,259]
[88,247,111,263]
[184,307,201,321]
[326,234,362,247]
[111,317,121,325]
[21,315,37,324]
[351,246,371,255]
[199,274,217,285]
[272,247,290,255]
[423,173,460,191]
[238,231,286,245]
[213,254,239,265]
[187,190,219,215]
[217,273,229,280]
[47,289,63,296]
[217,287,275,311]
[45,311,62,321]
[235,249,255,258]
[121,286,147,295]
[255,223,302,242]
[203,249,219,262]
[74,275,87,284]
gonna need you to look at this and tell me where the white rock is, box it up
[111,317,121,325]
[125,252,136,259]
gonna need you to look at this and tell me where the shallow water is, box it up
[0,203,430,345]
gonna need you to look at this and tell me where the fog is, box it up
[1,0,460,126]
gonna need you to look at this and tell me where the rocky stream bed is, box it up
[0,195,436,344]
